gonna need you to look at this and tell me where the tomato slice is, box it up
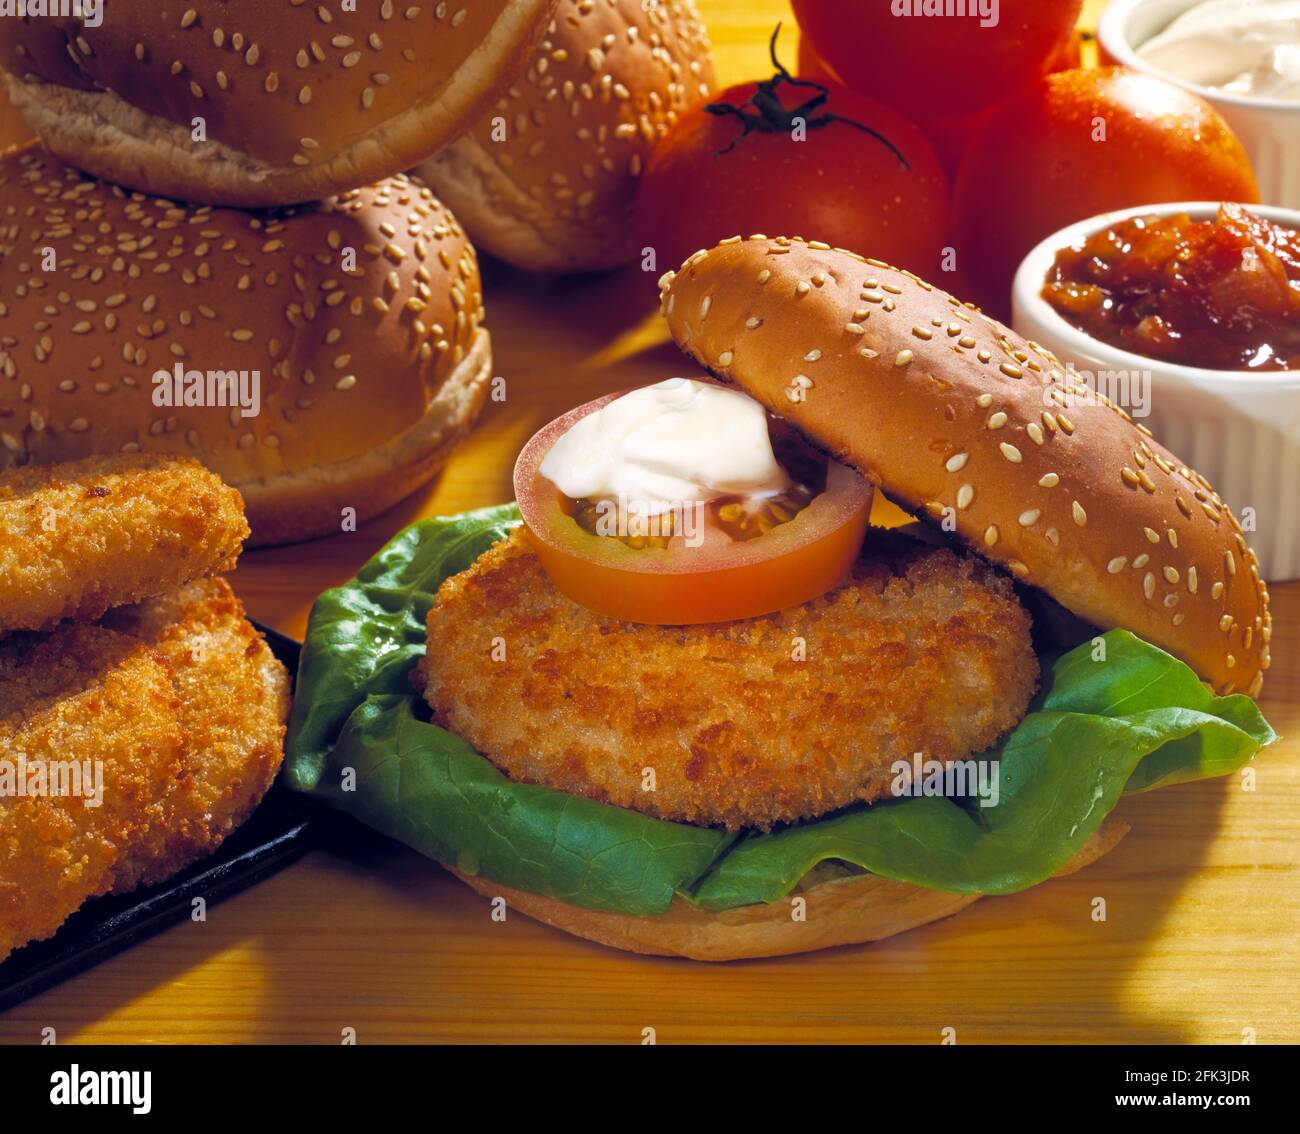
[513,384,874,624]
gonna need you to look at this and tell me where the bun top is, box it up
[0,0,556,205]
[0,146,484,489]
[419,0,714,272]
[659,236,1271,696]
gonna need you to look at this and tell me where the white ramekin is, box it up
[1012,201,1300,582]
[1098,0,1300,209]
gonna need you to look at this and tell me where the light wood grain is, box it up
[2,0,1297,1045]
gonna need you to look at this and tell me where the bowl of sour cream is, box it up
[1099,0,1300,208]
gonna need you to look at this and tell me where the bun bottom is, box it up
[238,329,493,547]
[447,816,1129,961]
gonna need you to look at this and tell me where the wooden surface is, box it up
[2,0,1298,1045]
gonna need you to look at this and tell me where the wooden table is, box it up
[2,1,1297,1045]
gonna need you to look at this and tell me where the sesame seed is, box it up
[845,323,867,335]
[1212,581,1225,599]
[1026,423,1044,445]
[1107,557,1127,574]
[1143,572,1156,599]
[1219,614,1234,632]
[956,484,974,510]
[984,525,999,546]
[1122,467,1140,487]
[1144,527,1160,543]
[1071,501,1087,526]
[1188,566,1198,593]
[1038,472,1059,487]
[976,393,994,408]
[945,452,969,473]
[895,350,913,367]
[987,411,1008,429]
[1164,566,1180,585]
[1000,363,1022,379]
[1018,509,1040,527]
[1056,414,1076,434]
[1225,551,1236,576]
[912,326,933,341]
[1132,553,1150,569]
[717,351,733,366]
[999,442,1022,463]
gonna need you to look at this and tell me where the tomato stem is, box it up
[704,24,910,169]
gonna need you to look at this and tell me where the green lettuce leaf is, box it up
[284,505,520,793]
[322,696,731,914]
[284,508,1277,916]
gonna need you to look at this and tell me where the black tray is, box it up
[0,623,323,1014]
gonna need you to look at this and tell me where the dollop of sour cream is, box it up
[1138,0,1300,101]
[539,378,791,516]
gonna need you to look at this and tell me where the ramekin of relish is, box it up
[1041,204,1300,372]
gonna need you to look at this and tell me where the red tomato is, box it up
[912,29,1081,180]
[634,74,950,281]
[514,386,874,625]
[792,0,1083,118]
[952,67,1261,317]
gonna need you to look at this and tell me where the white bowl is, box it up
[1098,0,1300,208]
[1012,200,1300,582]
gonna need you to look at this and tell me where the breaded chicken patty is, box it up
[425,528,1039,831]
[0,453,248,635]
[103,578,291,891]
[0,626,183,961]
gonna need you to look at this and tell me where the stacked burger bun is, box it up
[417,0,716,272]
[0,453,290,961]
[0,148,490,546]
[0,0,558,207]
[0,2,593,543]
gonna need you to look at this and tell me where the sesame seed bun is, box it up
[659,237,1271,697]
[0,0,557,207]
[416,0,714,273]
[447,815,1128,960]
[0,146,492,547]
